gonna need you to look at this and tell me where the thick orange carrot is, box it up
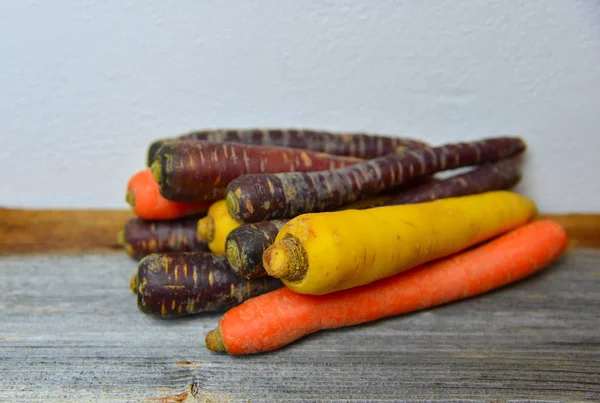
[205,220,568,355]
[126,169,213,220]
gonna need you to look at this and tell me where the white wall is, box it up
[1,1,599,213]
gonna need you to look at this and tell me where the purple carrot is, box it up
[147,128,429,166]
[130,252,283,318]
[225,136,527,222]
[373,158,523,207]
[118,216,208,260]
[225,219,290,279]
[151,141,363,202]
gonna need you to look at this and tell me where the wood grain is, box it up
[0,251,598,402]
[1,208,599,255]
[0,208,134,255]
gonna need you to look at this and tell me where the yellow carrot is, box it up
[263,190,537,295]
[197,200,241,255]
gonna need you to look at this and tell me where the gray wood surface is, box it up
[1,250,599,402]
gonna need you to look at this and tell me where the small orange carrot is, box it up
[205,220,568,355]
[126,169,213,220]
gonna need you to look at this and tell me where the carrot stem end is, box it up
[125,189,136,208]
[263,235,308,282]
[129,274,138,295]
[205,328,226,352]
[225,191,240,219]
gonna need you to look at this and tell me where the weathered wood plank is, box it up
[0,250,599,402]
[2,208,600,255]
[0,208,134,255]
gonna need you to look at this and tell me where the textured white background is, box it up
[1,1,599,212]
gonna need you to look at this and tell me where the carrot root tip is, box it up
[263,234,308,282]
[205,328,226,352]
[129,274,138,295]
[197,216,215,242]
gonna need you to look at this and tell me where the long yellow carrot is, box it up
[263,190,537,295]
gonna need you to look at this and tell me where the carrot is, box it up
[263,191,536,295]
[206,219,568,354]
[118,216,209,260]
[126,169,213,220]
[225,136,527,222]
[373,158,522,207]
[131,252,282,318]
[226,219,290,279]
[224,167,512,280]
[151,141,367,202]
[196,200,241,255]
[146,128,429,166]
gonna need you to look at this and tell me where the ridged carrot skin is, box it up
[126,169,213,220]
[226,137,527,223]
[132,252,282,318]
[147,128,429,166]
[263,191,537,295]
[151,141,364,202]
[206,220,568,355]
[118,216,208,260]
[373,158,522,207]
[225,219,290,279]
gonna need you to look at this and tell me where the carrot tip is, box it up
[205,328,226,352]
[197,216,215,242]
[129,274,138,295]
[225,191,239,219]
[263,235,308,281]
[126,189,136,208]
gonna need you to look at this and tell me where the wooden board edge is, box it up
[1,208,599,255]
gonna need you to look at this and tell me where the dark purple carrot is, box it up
[151,141,364,202]
[225,136,527,222]
[118,216,208,260]
[147,128,429,166]
[225,219,290,279]
[130,252,283,318]
[373,157,523,207]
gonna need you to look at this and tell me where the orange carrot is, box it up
[205,220,568,355]
[126,169,213,220]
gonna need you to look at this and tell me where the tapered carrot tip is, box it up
[117,229,126,246]
[197,216,215,242]
[225,191,240,218]
[125,189,136,208]
[129,274,138,295]
[205,328,226,352]
[263,235,308,281]
[150,160,162,184]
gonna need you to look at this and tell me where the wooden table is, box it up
[1,210,599,402]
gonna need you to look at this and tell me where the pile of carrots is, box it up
[120,128,569,355]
